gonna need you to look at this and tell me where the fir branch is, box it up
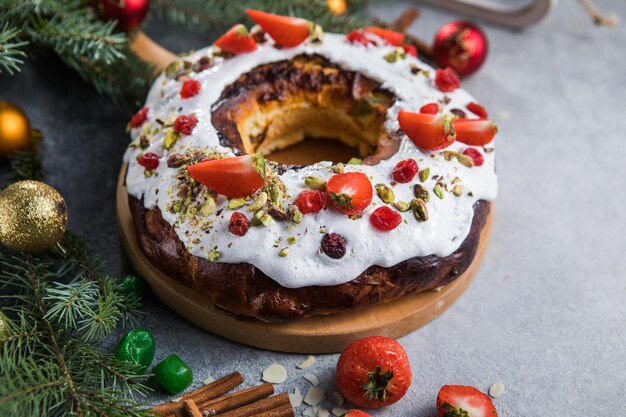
[0,22,27,74]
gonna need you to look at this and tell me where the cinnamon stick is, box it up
[183,400,203,417]
[152,372,244,416]
[249,404,294,417]
[200,383,275,415]
[390,7,420,32]
[215,393,291,417]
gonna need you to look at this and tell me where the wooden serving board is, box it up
[116,165,493,353]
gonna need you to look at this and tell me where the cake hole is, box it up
[265,137,359,165]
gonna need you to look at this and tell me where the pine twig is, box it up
[0,22,27,74]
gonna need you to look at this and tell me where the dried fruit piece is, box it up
[370,206,402,231]
[420,103,440,115]
[138,152,160,171]
[296,190,326,214]
[463,148,485,167]
[435,67,461,92]
[187,154,265,198]
[229,212,251,236]
[180,78,201,99]
[215,24,257,54]
[364,27,405,46]
[467,102,489,118]
[327,172,373,215]
[173,114,198,135]
[246,9,311,48]
[130,107,148,128]
[321,233,346,259]
[392,159,419,183]
[398,111,456,151]
[345,30,370,46]
[401,44,417,57]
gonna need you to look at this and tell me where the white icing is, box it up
[123,33,498,288]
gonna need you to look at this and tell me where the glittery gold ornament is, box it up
[327,0,348,15]
[0,181,68,252]
[0,100,32,157]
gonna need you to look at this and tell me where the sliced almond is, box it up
[297,355,316,369]
[489,381,505,398]
[202,375,215,385]
[332,407,347,417]
[317,408,330,417]
[332,392,345,407]
[304,386,325,406]
[289,387,303,408]
[262,363,288,384]
[303,373,320,386]
[303,408,317,417]
[170,396,183,403]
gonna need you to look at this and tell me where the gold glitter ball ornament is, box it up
[0,100,32,157]
[0,181,68,252]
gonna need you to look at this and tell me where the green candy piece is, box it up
[153,354,193,395]
[114,328,155,374]
[117,275,147,299]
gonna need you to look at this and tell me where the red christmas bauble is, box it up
[432,21,488,77]
[96,0,149,31]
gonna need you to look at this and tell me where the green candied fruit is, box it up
[114,328,155,374]
[153,354,193,394]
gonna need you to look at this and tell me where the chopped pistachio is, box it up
[394,201,411,212]
[413,184,430,202]
[441,150,457,161]
[434,183,445,200]
[251,210,272,226]
[419,167,430,182]
[287,237,296,245]
[319,228,327,234]
[227,198,246,209]
[304,176,327,191]
[375,184,395,204]
[164,130,180,150]
[452,184,464,196]
[452,177,461,185]
[248,191,268,212]
[411,198,429,222]
[279,247,290,257]
[334,163,345,174]
[207,249,221,262]
[199,196,216,216]
[383,48,407,63]
[143,170,154,178]
[288,205,303,224]
[457,153,475,168]
[268,206,287,221]
[268,186,283,205]
[172,201,182,213]
[347,157,362,165]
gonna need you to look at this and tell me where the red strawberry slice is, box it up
[246,9,311,48]
[364,27,405,46]
[215,24,257,54]
[437,385,498,417]
[398,110,456,151]
[326,172,373,215]
[453,119,498,146]
[187,154,266,198]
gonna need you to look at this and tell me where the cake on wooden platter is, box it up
[122,10,498,323]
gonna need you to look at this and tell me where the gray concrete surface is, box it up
[1,1,624,415]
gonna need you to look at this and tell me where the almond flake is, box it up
[489,381,505,398]
[262,363,288,384]
[332,392,345,407]
[303,373,320,386]
[317,408,330,417]
[297,355,316,369]
[289,387,303,408]
[303,408,317,417]
[304,386,325,406]
[202,375,215,385]
[170,396,183,403]
[332,407,347,416]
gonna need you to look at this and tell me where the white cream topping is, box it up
[123,33,498,289]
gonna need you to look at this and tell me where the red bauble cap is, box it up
[432,21,488,77]
[96,0,149,32]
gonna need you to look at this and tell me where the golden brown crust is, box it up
[129,196,490,322]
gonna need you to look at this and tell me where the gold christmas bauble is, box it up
[327,0,348,15]
[0,100,32,157]
[0,181,68,252]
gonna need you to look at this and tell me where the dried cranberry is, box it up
[450,108,466,119]
[173,114,199,135]
[419,103,439,115]
[321,233,346,259]
[180,79,201,99]
[392,159,419,183]
[296,190,326,214]
[435,67,460,92]
[370,206,402,231]
[401,44,417,57]
[229,212,250,236]
[138,152,160,171]
[462,148,485,166]
[130,107,148,128]
[346,30,370,46]
[467,102,489,118]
